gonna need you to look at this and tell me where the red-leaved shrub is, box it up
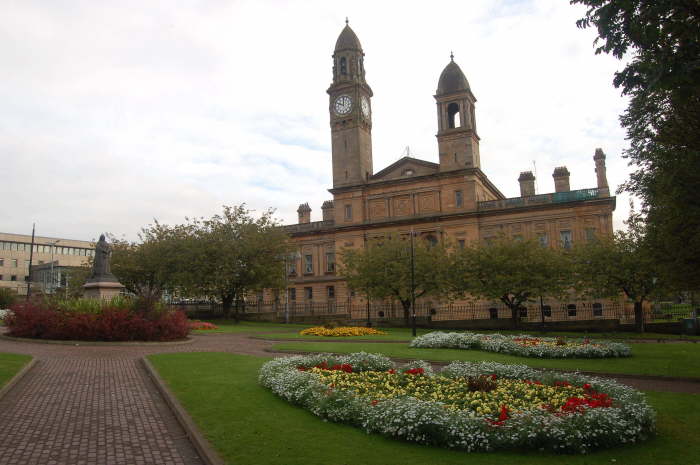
[5,302,190,342]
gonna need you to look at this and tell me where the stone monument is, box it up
[83,234,125,299]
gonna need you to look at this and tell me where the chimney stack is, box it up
[297,203,311,224]
[321,200,334,221]
[594,148,609,193]
[552,166,571,192]
[518,171,536,197]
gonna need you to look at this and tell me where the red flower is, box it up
[498,405,509,422]
[403,367,425,375]
[582,383,592,390]
[387,369,396,374]
[490,374,498,381]
[371,400,379,406]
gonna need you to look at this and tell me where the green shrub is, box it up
[0,288,18,309]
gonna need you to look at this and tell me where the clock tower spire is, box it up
[328,21,373,188]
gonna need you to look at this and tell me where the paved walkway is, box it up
[0,333,273,465]
[0,332,698,465]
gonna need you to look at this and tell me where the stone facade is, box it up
[273,23,615,308]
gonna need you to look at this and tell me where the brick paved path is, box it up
[0,333,275,465]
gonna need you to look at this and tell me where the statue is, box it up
[85,234,120,285]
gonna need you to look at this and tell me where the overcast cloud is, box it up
[1,0,632,242]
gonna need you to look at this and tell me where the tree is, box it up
[340,233,450,328]
[180,205,290,320]
[572,0,700,294]
[110,221,190,307]
[572,214,659,332]
[450,236,573,329]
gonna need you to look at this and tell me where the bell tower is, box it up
[435,54,480,171]
[327,20,373,188]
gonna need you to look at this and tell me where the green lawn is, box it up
[254,327,436,341]
[149,352,700,465]
[191,320,311,334]
[255,327,700,342]
[271,341,700,379]
[0,353,32,388]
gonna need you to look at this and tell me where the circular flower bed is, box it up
[300,326,387,337]
[189,320,219,330]
[259,353,655,453]
[410,331,631,358]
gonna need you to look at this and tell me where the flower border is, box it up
[259,352,655,454]
[410,331,632,358]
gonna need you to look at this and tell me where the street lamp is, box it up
[410,229,417,337]
[284,251,301,324]
[49,240,60,295]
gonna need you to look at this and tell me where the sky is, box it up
[1,0,633,242]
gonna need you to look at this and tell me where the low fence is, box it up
[175,299,687,327]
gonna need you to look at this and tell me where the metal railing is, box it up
[177,298,651,324]
[478,188,601,211]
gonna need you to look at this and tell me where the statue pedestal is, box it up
[83,281,125,300]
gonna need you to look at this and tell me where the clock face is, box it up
[361,96,370,119]
[334,95,352,115]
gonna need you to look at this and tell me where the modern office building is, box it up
[0,232,94,296]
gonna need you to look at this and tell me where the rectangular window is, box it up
[39,260,44,265]
[560,230,572,249]
[0,275,3,280]
[289,288,296,301]
[344,204,352,220]
[304,254,313,274]
[325,252,335,273]
[304,287,313,301]
[288,261,297,275]
[585,228,596,242]
[12,259,18,268]
[327,286,335,299]
[455,190,463,208]
[10,275,17,281]
[457,239,465,249]
[24,260,30,268]
[24,275,29,282]
[537,233,548,247]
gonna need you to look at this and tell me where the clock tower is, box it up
[328,21,373,188]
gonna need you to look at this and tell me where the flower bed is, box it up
[5,301,189,342]
[299,326,387,337]
[410,331,632,358]
[189,320,219,330]
[259,353,654,453]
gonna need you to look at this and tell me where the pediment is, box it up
[370,156,438,182]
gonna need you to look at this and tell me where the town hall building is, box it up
[275,23,615,318]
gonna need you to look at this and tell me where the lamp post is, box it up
[49,240,60,295]
[284,252,300,324]
[410,229,417,337]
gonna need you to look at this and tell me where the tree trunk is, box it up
[509,304,521,329]
[401,300,411,326]
[222,295,233,319]
[634,300,645,333]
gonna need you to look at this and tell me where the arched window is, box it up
[542,305,552,317]
[593,302,603,317]
[489,307,499,319]
[340,57,347,75]
[447,102,461,128]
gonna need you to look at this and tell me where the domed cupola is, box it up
[436,55,470,95]
[331,19,367,85]
[335,23,363,52]
[434,54,480,172]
